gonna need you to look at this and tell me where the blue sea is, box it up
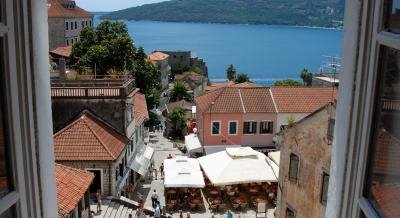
[94,16,343,86]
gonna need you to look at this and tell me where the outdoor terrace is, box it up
[51,75,136,98]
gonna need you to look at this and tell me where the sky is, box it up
[75,0,167,12]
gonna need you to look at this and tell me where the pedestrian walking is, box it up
[167,153,173,159]
[153,168,158,180]
[151,189,159,208]
[179,210,183,218]
[95,189,102,212]
[160,125,164,132]
[154,201,161,218]
[159,163,164,178]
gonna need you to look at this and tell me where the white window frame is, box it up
[228,120,238,135]
[326,0,398,217]
[259,120,273,134]
[243,120,257,135]
[211,120,221,136]
[0,0,57,217]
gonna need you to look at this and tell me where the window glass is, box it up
[320,172,329,205]
[70,22,73,30]
[229,121,237,134]
[65,22,68,30]
[260,121,273,134]
[327,118,335,144]
[366,46,400,217]
[0,38,12,198]
[212,122,220,135]
[75,21,77,29]
[243,121,257,134]
[289,153,299,182]
[385,0,400,33]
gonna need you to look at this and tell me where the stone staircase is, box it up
[93,196,159,218]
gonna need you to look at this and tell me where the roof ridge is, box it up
[269,89,278,113]
[53,113,86,137]
[55,163,95,177]
[238,89,246,113]
[82,114,118,160]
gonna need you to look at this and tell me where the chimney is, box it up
[59,58,66,80]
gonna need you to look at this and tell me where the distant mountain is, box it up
[101,0,344,28]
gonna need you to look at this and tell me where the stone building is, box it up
[48,0,93,49]
[55,163,93,218]
[157,50,208,77]
[275,103,336,218]
[175,71,207,97]
[148,51,171,91]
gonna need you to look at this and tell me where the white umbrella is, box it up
[198,147,279,186]
[164,156,205,188]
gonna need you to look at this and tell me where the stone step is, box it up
[120,206,128,218]
[114,204,124,218]
[125,208,133,218]
[109,202,120,217]
[103,201,115,218]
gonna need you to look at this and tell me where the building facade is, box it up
[195,86,277,154]
[157,50,208,78]
[276,103,336,218]
[148,51,171,91]
[48,0,93,49]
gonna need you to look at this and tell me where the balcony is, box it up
[51,75,136,98]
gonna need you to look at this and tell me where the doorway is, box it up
[86,169,102,194]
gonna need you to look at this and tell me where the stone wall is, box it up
[65,17,93,44]
[48,17,65,50]
[276,104,335,218]
[157,50,208,77]
[52,98,126,135]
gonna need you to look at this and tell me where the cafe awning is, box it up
[164,156,205,188]
[198,147,279,186]
[185,134,202,153]
[129,145,154,176]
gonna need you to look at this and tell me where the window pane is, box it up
[286,207,295,218]
[385,0,400,33]
[0,38,12,198]
[366,47,400,217]
[229,122,236,134]
[289,153,299,182]
[212,122,219,134]
[321,172,329,204]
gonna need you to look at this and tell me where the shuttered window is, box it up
[289,153,299,182]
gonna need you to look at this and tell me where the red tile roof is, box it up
[232,81,261,88]
[48,0,92,18]
[134,92,149,126]
[175,72,205,90]
[374,128,400,176]
[372,183,400,218]
[148,51,169,61]
[270,87,337,113]
[205,81,235,92]
[195,87,276,114]
[165,100,195,112]
[53,111,128,161]
[50,45,72,58]
[55,164,94,217]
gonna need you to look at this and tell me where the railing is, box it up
[51,75,136,98]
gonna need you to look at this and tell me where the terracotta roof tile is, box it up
[175,72,204,90]
[195,87,275,114]
[53,111,128,161]
[48,0,92,18]
[166,100,195,112]
[50,45,72,58]
[148,51,169,61]
[55,164,94,217]
[270,87,337,113]
[134,92,149,126]
[232,81,261,88]
[372,183,400,218]
[374,128,400,176]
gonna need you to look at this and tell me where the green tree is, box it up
[133,47,162,108]
[70,20,135,75]
[168,107,187,138]
[145,111,161,130]
[171,80,190,101]
[300,68,313,86]
[234,73,250,83]
[226,64,236,81]
[273,79,303,86]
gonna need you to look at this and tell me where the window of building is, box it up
[66,39,69,46]
[70,22,73,30]
[320,172,329,205]
[119,162,123,177]
[285,207,296,218]
[260,121,273,134]
[280,125,288,131]
[327,118,335,143]
[74,21,77,29]
[243,121,257,134]
[89,20,92,26]
[65,22,68,30]
[211,121,220,135]
[81,21,84,28]
[289,153,299,182]
[115,167,119,181]
[85,20,88,26]
[228,121,237,135]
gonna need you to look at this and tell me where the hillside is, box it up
[101,0,344,28]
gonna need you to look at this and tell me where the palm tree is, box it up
[226,64,236,81]
[300,68,313,86]
[171,80,190,101]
